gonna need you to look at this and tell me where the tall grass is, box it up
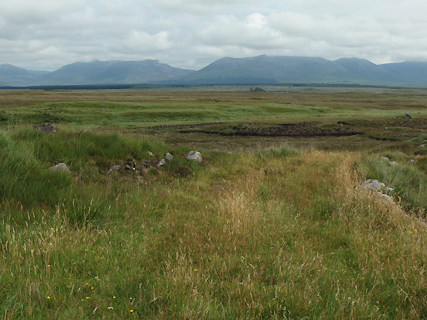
[361,153,427,214]
[0,129,426,319]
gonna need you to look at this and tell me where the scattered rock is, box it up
[124,158,137,171]
[359,179,385,192]
[157,159,166,167]
[50,163,70,173]
[358,179,396,206]
[34,123,58,133]
[389,161,399,167]
[372,191,395,205]
[404,113,412,120]
[165,153,173,161]
[107,165,121,174]
[185,151,202,163]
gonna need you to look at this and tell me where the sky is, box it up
[1,0,427,71]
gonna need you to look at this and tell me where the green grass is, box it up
[0,89,426,319]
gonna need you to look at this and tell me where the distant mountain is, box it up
[381,61,427,84]
[0,64,44,86]
[334,58,399,84]
[38,60,194,85]
[2,56,427,86]
[178,55,352,84]
[177,55,427,85]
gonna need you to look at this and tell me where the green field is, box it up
[0,88,426,319]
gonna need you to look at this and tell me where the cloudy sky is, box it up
[1,0,427,71]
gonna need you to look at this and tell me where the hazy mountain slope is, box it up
[334,58,399,84]
[179,55,353,84]
[380,61,427,84]
[0,64,44,86]
[2,56,427,86]
[38,60,194,85]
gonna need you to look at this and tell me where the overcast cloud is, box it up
[1,0,427,71]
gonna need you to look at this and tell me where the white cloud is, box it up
[1,0,427,70]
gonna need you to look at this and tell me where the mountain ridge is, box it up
[1,56,427,86]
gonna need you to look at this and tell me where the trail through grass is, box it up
[0,128,426,319]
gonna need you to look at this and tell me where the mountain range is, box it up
[1,55,427,86]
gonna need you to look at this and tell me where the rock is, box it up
[165,153,173,161]
[34,123,58,133]
[107,165,121,174]
[373,191,395,205]
[157,159,166,167]
[185,151,202,163]
[381,157,389,161]
[50,163,70,173]
[124,158,136,171]
[359,179,396,206]
[359,179,385,191]
[392,116,400,119]
[389,161,398,167]
[148,151,154,157]
[404,113,412,119]
[420,144,425,148]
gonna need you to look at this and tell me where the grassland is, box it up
[0,87,426,319]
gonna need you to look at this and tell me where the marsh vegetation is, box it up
[0,87,426,319]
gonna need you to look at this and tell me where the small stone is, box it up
[185,151,202,163]
[381,157,389,161]
[165,153,173,161]
[389,161,398,167]
[404,113,412,119]
[157,159,166,167]
[148,151,154,157]
[50,163,70,173]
